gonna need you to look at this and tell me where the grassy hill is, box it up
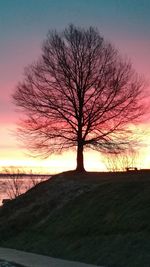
[0,170,150,267]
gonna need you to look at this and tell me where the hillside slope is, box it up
[0,170,150,267]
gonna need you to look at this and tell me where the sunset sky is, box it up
[1,0,150,173]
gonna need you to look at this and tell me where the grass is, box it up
[0,170,150,266]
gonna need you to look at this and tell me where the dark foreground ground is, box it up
[0,170,150,267]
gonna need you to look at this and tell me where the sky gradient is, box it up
[1,0,150,173]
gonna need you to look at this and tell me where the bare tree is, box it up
[13,25,146,172]
[2,167,47,200]
[2,167,24,200]
[102,148,140,172]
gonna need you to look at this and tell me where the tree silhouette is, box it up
[102,148,139,172]
[13,25,145,172]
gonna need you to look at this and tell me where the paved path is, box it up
[0,248,103,267]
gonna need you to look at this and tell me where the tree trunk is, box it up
[76,142,85,172]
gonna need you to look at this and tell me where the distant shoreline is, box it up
[0,174,52,178]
